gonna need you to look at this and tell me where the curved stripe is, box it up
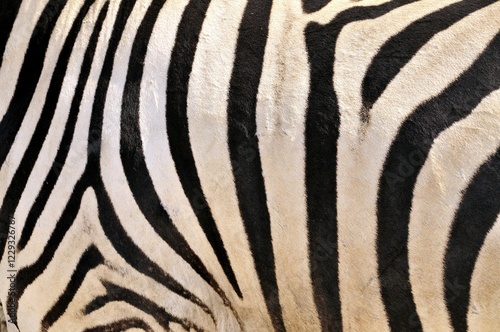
[225,0,287,330]
[164,0,241,299]
[444,149,500,332]
[0,0,68,168]
[18,1,109,251]
[361,0,497,122]
[83,318,155,332]
[468,214,500,330]
[41,245,104,330]
[83,0,214,320]
[377,33,500,332]
[84,281,203,331]
[408,89,500,332]
[93,179,214,322]
[304,1,416,330]
[0,0,93,266]
[255,1,321,329]
[184,0,272,327]
[120,0,240,320]
[15,0,213,322]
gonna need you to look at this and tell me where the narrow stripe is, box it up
[41,245,104,329]
[444,149,500,332]
[361,0,497,122]
[16,180,88,310]
[83,0,214,318]
[94,178,215,322]
[15,0,213,321]
[304,1,416,330]
[84,281,203,331]
[18,1,109,251]
[0,0,68,168]
[226,0,285,330]
[165,0,242,298]
[84,318,154,332]
[0,0,93,265]
[120,0,240,318]
[377,33,500,332]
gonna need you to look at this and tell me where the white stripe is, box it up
[409,88,500,331]
[140,0,240,328]
[16,188,93,332]
[186,0,272,329]
[0,0,50,120]
[0,0,90,222]
[468,214,500,331]
[14,0,108,242]
[256,0,321,330]
[14,0,117,266]
[335,2,498,331]
[100,0,230,328]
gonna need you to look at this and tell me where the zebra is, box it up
[0,0,499,330]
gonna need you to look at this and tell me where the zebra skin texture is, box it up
[0,0,499,331]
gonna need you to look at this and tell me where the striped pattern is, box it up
[0,0,499,331]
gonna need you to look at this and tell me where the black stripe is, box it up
[15,0,213,322]
[82,0,214,319]
[302,0,330,14]
[94,179,215,322]
[225,0,285,330]
[444,149,500,332]
[0,0,22,69]
[18,1,109,251]
[84,281,204,332]
[361,0,497,123]
[41,245,104,330]
[0,0,67,168]
[165,0,242,299]
[304,1,416,330]
[120,0,241,322]
[0,0,93,266]
[16,180,88,313]
[377,33,500,332]
[84,318,154,332]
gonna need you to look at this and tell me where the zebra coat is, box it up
[0,0,499,331]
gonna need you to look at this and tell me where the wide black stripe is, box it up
[120,0,240,322]
[302,0,330,14]
[377,33,500,332]
[0,0,22,69]
[84,281,203,331]
[0,0,93,265]
[18,1,109,251]
[0,0,67,168]
[41,245,104,330]
[84,318,154,332]
[444,149,500,332]
[225,0,285,330]
[165,0,242,299]
[304,1,416,330]
[361,0,497,123]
